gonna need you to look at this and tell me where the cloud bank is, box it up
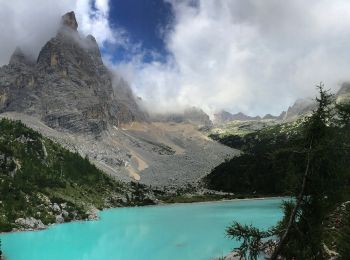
[116,0,350,116]
[1,0,350,116]
[0,0,120,65]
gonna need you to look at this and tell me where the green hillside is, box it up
[0,118,153,232]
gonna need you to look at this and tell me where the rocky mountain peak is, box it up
[9,47,31,66]
[0,11,146,135]
[60,11,78,31]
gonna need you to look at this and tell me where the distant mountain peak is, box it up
[214,110,261,124]
[9,47,32,66]
[61,11,78,31]
[263,113,277,120]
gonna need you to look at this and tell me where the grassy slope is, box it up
[0,118,152,232]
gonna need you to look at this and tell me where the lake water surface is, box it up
[1,198,284,260]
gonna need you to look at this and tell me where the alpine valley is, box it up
[0,10,350,260]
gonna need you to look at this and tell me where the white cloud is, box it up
[0,0,74,64]
[2,0,350,116]
[75,0,127,48]
[0,0,124,65]
[116,0,350,116]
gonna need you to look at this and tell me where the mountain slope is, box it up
[0,118,154,232]
[0,11,237,188]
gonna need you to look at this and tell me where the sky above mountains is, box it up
[1,0,350,116]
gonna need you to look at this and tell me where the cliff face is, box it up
[0,12,145,135]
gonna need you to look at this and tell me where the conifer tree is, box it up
[226,83,350,259]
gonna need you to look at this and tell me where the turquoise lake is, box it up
[0,198,284,260]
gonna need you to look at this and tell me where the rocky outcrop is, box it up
[0,11,145,135]
[336,82,350,104]
[15,217,46,230]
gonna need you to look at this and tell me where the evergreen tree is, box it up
[226,83,350,259]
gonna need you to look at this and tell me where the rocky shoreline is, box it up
[1,192,285,234]
[5,203,100,233]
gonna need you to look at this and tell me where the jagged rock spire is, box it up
[61,11,78,31]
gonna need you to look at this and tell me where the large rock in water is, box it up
[0,11,145,135]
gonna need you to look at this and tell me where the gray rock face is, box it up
[61,11,78,31]
[55,214,64,224]
[15,217,46,230]
[283,98,316,121]
[0,11,145,135]
[52,203,61,213]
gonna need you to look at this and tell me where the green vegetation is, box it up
[159,194,238,204]
[226,222,272,260]
[205,120,303,195]
[208,120,277,140]
[214,85,350,259]
[0,118,153,232]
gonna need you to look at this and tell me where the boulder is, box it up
[55,214,64,223]
[15,217,46,230]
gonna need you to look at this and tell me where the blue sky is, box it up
[107,0,173,63]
